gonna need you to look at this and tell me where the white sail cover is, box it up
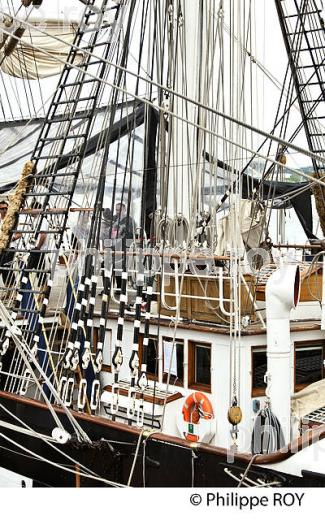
[291,379,325,419]
[0,20,82,79]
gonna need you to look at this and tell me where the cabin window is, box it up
[139,335,158,380]
[101,329,112,373]
[162,338,184,386]
[251,347,267,396]
[295,342,325,391]
[189,341,211,392]
[251,341,325,396]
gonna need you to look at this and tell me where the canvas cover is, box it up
[0,20,82,80]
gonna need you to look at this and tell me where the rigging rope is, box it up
[1,10,325,171]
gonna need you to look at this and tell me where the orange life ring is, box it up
[182,392,214,442]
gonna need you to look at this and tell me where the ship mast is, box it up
[275,0,325,234]
[164,0,216,224]
[0,0,126,408]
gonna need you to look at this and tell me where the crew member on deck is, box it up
[111,202,135,241]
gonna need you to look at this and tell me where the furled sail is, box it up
[0,19,82,79]
[291,379,325,419]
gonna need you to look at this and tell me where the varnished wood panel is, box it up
[158,274,255,324]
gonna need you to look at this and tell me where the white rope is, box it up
[127,429,143,486]
[0,299,91,442]
[1,10,325,172]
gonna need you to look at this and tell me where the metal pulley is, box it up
[70,346,80,371]
[94,349,103,373]
[129,350,139,376]
[81,347,91,369]
[137,370,148,391]
[276,149,287,165]
[112,346,123,371]
[62,347,73,370]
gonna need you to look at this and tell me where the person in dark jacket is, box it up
[111,202,135,241]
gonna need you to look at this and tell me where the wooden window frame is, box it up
[138,334,158,381]
[188,341,211,393]
[162,336,184,387]
[251,341,325,397]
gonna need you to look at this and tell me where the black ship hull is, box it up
[0,392,324,487]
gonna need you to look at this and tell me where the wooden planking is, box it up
[103,309,321,336]
[101,384,182,406]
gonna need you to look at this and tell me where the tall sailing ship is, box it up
[0,0,325,487]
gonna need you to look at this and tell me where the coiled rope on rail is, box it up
[0,161,34,253]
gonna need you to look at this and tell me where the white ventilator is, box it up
[266,264,301,444]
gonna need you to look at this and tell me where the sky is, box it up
[0,0,315,169]
[0,1,289,118]
[0,0,321,242]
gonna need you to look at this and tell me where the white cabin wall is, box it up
[210,341,231,449]
[98,317,252,447]
[291,301,321,321]
[256,300,322,321]
[98,316,325,448]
